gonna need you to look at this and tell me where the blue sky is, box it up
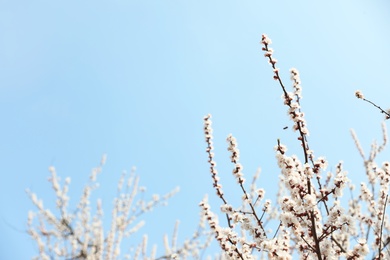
[0,0,390,258]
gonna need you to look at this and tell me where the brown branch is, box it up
[262,34,322,260]
[355,91,390,120]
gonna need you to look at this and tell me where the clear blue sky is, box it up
[1,0,389,258]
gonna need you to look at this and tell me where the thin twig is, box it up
[379,195,388,260]
[355,91,390,120]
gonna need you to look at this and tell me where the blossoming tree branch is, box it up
[200,34,390,260]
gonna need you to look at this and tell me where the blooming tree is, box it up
[28,34,390,260]
[200,34,390,259]
[26,155,212,259]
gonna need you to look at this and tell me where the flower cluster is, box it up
[227,134,245,185]
[355,90,364,99]
[261,34,279,81]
